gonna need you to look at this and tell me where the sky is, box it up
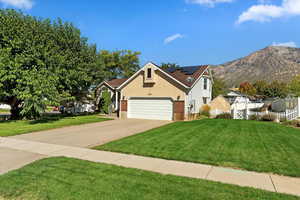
[0,0,300,66]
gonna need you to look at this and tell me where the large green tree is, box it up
[94,50,140,83]
[0,9,97,119]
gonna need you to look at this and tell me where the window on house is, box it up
[203,78,208,90]
[147,68,152,79]
[203,97,208,104]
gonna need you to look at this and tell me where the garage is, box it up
[128,98,173,121]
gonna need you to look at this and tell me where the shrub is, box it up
[283,120,300,127]
[216,113,232,119]
[261,114,277,122]
[200,105,211,118]
[249,114,260,121]
[101,91,111,114]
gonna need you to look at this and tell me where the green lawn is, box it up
[0,114,110,137]
[96,119,300,177]
[0,157,297,200]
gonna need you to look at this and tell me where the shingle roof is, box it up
[106,78,128,88]
[162,65,209,87]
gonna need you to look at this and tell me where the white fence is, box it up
[248,107,298,121]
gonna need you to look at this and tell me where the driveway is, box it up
[11,119,171,147]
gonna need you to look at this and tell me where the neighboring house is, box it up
[117,62,213,121]
[225,91,264,119]
[95,78,128,113]
[209,95,231,117]
[0,104,11,110]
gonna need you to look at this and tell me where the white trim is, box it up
[117,62,190,90]
[96,81,115,91]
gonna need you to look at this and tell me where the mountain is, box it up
[212,46,300,86]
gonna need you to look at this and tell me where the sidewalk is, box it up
[0,137,299,197]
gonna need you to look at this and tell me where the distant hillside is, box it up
[212,46,300,86]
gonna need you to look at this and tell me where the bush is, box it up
[283,120,300,127]
[101,91,112,114]
[249,114,260,121]
[200,105,211,118]
[261,114,277,122]
[216,113,232,119]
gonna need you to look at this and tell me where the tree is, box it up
[253,80,268,95]
[0,9,97,119]
[264,81,288,98]
[239,82,257,96]
[96,50,140,82]
[212,77,227,98]
[289,75,300,96]
[101,90,111,114]
[160,63,180,70]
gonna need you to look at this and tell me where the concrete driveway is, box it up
[11,119,171,147]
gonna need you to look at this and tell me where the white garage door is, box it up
[128,98,173,121]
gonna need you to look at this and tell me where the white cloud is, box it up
[186,0,233,7]
[164,34,184,44]
[272,41,297,47]
[0,0,33,9]
[237,0,300,24]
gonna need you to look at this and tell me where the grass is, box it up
[0,157,298,200]
[96,119,300,177]
[0,114,110,137]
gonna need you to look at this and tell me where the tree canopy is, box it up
[212,75,227,98]
[93,50,140,84]
[239,82,257,96]
[160,63,180,70]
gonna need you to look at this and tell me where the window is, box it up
[203,97,208,104]
[203,78,208,90]
[147,68,152,79]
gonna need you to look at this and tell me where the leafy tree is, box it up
[96,50,140,82]
[160,63,180,70]
[101,90,111,114]
[264,81,288,98]
[253,80,268,95]
[0,9,97,119]
[239,82,257,96]
[289,75,300,96]
[212,77,227,98]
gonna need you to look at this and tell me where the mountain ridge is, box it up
[212,46,300,86]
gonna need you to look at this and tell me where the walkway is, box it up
[0,137,299,197]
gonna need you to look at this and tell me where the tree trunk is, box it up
[7,97,22,120]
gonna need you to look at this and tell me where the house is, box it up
[95,78,128,113]
[116,62,213,121]
[224,91,264,119]
[209,95,231,117]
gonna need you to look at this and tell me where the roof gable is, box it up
[117,62,210,90]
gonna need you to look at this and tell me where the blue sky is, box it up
[1,0,300,66]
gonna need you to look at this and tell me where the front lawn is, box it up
[0,114,110,137]
[0,157,297,200]
[96,119,300,177]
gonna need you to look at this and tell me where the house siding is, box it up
[186,76,212,116]
[121,70,186,101]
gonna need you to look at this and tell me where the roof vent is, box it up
[186,76,194,83]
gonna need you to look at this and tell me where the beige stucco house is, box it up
[115,62,213,121]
